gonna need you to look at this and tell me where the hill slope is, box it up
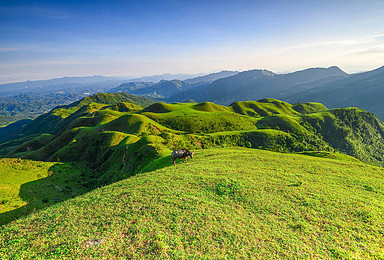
[2,97,384,176]
[0,93,155,145]
[1,148,383,259]
[173,66,349,105]
[0,159,93,225]
[283,65,384,120]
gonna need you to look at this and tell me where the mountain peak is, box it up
[326,66,347,75]
[241,69,276,77]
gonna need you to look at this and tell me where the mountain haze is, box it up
[110,71,239,99]
[283,65,384,120]
[184,70,239,84]
[171,66,349,105]
[0,76,128,96]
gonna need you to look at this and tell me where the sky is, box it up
[0,0,384,83]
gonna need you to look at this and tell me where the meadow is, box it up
[1,148,383,259]
[1,94,384,258]
[0,158,92,226]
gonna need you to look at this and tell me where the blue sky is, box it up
[0,0,384,83]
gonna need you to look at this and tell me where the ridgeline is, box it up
[1,92,384,258]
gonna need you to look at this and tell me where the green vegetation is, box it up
[1,96,384,222]
[0,93,155,144]
[0,93,86,126]
[301,108,384,166]
[1,94,384,258]
[292,102,328,114]
[0,158,92,225]
[1,97,384,178]
[1,148,383,258]
[230,99,301,117]
[141,102,258,134]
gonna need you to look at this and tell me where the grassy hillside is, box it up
[1,95,384,258]
[2,97,384,177]
[1,97,384,223]
[1,148,383,259]
[0,159,93,225]
[0,93,155,145]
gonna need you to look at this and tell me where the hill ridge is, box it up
[2,97,384,178]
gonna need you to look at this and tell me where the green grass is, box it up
[230,99,300,117]
[298,150,361,162]
[0,158,92,225]
[292,102,328,114]
[3,98,384,183]
[2,97,384,258]
[1,148,383,258]
[9,93,155,139]
[142,102,258,134]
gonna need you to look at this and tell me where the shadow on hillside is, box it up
[0,155,177,226]
[0,162,94,226]
[138,155,175,174]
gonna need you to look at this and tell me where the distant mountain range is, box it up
[109,67,354,106]
[0,93,87,126]
[0,73,204,125]
[123,65,382,121]
[282,66,384,120]
[1,65,384,126]
[0,73,201,97]
[168,66,349,104]
[0,76,124,96]
[109,71,239,99]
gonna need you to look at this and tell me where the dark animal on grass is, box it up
[172,149,195,166]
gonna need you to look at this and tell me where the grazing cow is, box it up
[172,149,194,166]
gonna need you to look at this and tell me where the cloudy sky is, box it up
[1,0,383,83]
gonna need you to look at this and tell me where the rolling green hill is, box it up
[0,158,93,226]
[1,94,384,258]
[1,148,383,258]
[1,95,384,225]
[2,96,384,176]
[0,93,155,145]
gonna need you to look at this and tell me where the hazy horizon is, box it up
[0,64,382,85]
[1,0,383,84]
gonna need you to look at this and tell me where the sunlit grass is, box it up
[1,148,383,258]
[0,158,92,225]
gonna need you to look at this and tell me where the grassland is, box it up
[0,158,93,225]
[3,95,384,169]
[1,94,384,258]
[1,148,383,259]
